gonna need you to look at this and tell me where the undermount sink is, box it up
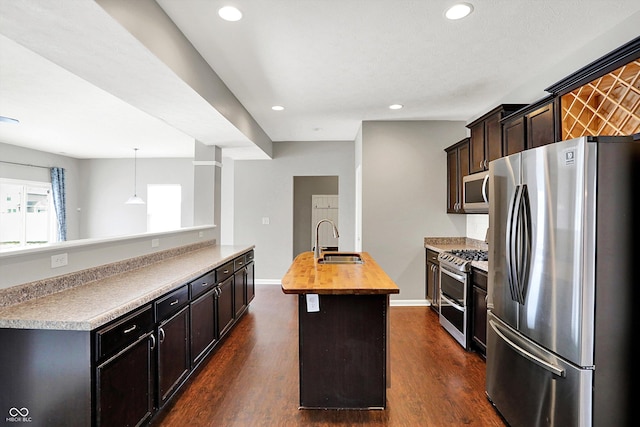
[317,252,364,264]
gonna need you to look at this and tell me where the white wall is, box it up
[466,214,489,241]
[361,120,468,302]
[231,141,355,281]
[79,157,194,238]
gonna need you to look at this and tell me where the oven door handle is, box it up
[440,293,465,312]
[440,267,466,283]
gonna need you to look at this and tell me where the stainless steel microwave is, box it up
[462,171,489,213]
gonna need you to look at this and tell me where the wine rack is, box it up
[561,59,640,139]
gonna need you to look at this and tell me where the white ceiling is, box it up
[0,0,639,159]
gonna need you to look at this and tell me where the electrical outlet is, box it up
[262,217,270,225]
[151,238,159,248]
[198,231,204,237]
[51,253,68,268]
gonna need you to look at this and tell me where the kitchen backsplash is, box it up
[466,214,488,241]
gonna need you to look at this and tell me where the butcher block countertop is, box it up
[281,251,400,295]
[0,243,254,331]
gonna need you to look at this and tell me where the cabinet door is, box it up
[472,286,487,355]
[157,307,190,406]
[469,122,485,174]
[485,113,503,163]
[503,116,526,156]
[446,139,469,214]
[234,268,247,318]
[217,275,235,338]
[446,148,459,213]
[527,102,556,149]
[246,261,255,304]
[96,333,154,427]
[190,289,217,367]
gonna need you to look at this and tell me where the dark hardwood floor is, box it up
[153,285,507,426]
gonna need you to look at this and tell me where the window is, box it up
[147,184,181,233]
[0,179,57,249]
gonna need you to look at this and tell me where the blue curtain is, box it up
[50,167,66,241]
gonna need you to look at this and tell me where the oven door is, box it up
[439,267,469,348]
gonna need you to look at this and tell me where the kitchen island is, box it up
[281,251,399,410]
[0,242,254,427]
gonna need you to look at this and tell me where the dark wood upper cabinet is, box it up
[501,97,559,154]
[467,104,526,173]
[502,116,526,156]
[445,138,469,214]
[527,101,557,148]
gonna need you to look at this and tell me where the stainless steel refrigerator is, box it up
[486,135,639,427]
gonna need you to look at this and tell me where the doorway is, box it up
[292,176,339,258]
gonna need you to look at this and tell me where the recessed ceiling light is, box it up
[445,3,473,20]
[272,105,284,111]
[389,104,404,110]
[218,6,242,22]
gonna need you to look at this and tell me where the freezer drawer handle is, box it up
[489,319,565,378]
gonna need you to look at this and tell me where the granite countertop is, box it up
[0,244,254,331]
[424,237,488,272]
[281,251,400,295]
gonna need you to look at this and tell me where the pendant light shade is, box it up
[125,148,145,205]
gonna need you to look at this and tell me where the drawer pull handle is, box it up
[223,269,229,274]
[170,299,179,306]
[238,261,243,265]
[124,325,137,334]
[201,282,209,287]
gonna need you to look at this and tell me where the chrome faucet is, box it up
[314,219,339,259]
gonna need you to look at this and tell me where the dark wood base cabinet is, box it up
[97,333,154,427]
[298,294,388,409]
[0,250,255,427]
[471,268,488,357]
[0,329,92,427]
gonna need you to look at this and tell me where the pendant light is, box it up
[125,148,145,205]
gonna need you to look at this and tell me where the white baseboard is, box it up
[256,279,282,285]
[390,299,431,307]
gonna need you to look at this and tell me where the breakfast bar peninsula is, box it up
[281,251,400,409]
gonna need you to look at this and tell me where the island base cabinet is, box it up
[298,294,387,409]
[157,307,190,406]
[0,329,92,427]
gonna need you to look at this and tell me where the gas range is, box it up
[437,249,488,272]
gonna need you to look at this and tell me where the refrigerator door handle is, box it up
[506,185,522,302]
[512,184,531,304]
[516,184,532,303]
[489,319,565,378]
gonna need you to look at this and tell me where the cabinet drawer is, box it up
[155,285,189,321]
[426,249,439,264]
[96,305,154,361]
[244,250,255,264]
[234,256,246,272]
[217,260,234,283]
[189,270,215,300]
[472,268,488,291]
